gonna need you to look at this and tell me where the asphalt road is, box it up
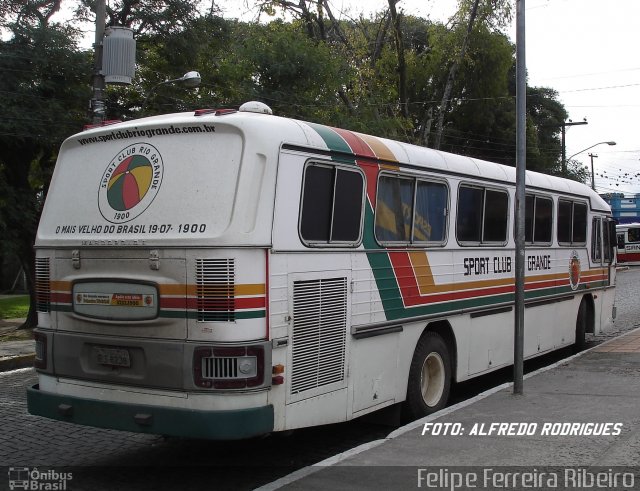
[1,267,638,491]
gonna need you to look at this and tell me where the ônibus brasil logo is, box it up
[98,143,163,223]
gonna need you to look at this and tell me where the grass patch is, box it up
[0,295,30,320]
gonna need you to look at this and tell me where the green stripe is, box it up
[49,304,265,320]
[306,122,405,320]
[306,122,353,155]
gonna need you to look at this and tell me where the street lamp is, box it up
[566,141,616,162]
[566,141,616,192]
[141,71,202,113]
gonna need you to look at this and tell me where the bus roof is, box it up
[74,104,611,213]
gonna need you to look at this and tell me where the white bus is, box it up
[616,223,640,263]
[28,102,616,439]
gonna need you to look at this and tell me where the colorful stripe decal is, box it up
[303,121,611,321]
[48,281,266,320]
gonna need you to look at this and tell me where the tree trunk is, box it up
[433,0,481,150]
[388,0,408,119]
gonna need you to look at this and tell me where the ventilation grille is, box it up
[196,259,235,322]
[203,357,238,379]
[35,258,51,313]
[291,277,347,394]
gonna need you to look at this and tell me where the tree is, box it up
[0,1,91,327]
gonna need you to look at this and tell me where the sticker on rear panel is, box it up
[98,143,163,223]
[76,292,155,308]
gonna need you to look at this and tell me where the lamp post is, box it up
[566,141,616,162]
[141,71,202,114]
[566,141,616,192]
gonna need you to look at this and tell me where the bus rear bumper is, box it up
[27,384,274,440]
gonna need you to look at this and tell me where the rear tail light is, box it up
[272,364,285,385]
[82,120,122,131]
[193,345,265,389]
[34,332,47,370]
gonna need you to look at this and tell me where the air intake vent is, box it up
[35,258,51,313]
[291,277,347,394]
[196,259,235,322]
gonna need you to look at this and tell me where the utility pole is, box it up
[589,153,598,191]
[560,120,588,174]
[90,0,106,124]
[513,0,526,396]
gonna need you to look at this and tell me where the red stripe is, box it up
[331,128,376,158]
[388,252,421,306]
[160,296,265,310]
[402,278,578,308]
[51,292,72,304]
[403,284,515,307]
[329,127,380,205]
[359,162,380,207]
[619,252,640,262]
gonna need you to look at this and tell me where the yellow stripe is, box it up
[50,281,72,291]
[160,283,266,297]
[357,133,398,162]
[409,251,435,294]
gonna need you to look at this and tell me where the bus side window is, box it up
[299,163,364,245]
[534,197,553,243]
[457,186,483,243]
[591,218,602,262]
[414,180,448,243]
[457,185,508,245]
[375,175,413,242]
[603,219,612,263]
[557,199,587,245]
[375,175,449,245]
[628,227,640,243]
[524,194,553,245]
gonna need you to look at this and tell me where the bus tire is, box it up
[574,298,588,352]
[405,332,451,419]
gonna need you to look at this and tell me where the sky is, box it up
[50,0,640,196]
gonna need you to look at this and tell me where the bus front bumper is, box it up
[27,384,274,440]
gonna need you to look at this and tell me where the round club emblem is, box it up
[569,251,581,291]
[98,143,163,223]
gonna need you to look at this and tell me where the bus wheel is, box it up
[574,299,588,352]
[405,332,451,419]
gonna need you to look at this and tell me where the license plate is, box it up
[93,347,131,367]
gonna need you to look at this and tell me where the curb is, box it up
[0,353,35,372]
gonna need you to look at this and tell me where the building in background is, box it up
[602,193,640,224]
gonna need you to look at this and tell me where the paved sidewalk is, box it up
[0,318,34,372]
[261,328,640,491]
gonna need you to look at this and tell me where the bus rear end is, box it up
[27,111,279,439]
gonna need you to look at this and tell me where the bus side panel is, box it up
[599,287,616,333]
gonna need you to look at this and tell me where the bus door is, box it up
[592,217,615,287]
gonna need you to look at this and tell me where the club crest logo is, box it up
[569,251,581,291]
[98,143,163,223]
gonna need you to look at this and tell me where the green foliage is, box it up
[0,3,91,326]
[0,296,30,320]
